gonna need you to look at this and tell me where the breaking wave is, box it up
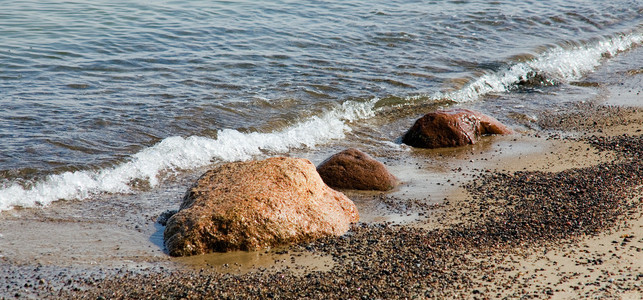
[2,31,641,212]
[433,32,643,102]
[0,99,377,211]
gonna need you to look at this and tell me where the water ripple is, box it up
[1,0,642,200]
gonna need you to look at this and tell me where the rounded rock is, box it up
[164,157,359,256]
[402,109,512,149]
[317,148,398,191]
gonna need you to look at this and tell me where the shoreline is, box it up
[2,101,643,298]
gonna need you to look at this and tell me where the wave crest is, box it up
[0,99,377,211]
[433,32,643,102]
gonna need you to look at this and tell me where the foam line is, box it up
[0,99,377,211]
[433,32,643,102]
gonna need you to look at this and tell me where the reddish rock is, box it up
[402,109,512,149]
[164,157,359,257]
[317,148,397,191]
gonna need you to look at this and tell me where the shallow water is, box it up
[0,0,642,210]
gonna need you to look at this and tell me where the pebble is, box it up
[52,130,643,299]
[3,105,642,299]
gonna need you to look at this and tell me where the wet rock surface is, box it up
[49,112,641,299]
[164,157,359,256]
[5,105,643,299]
[402,109,512,149]
[317,148,397,191]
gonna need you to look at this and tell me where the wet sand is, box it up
[2,83,643,298]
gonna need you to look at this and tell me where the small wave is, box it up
[433,32,643,102]
[0,99,377,212]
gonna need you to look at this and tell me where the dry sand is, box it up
[1,83,642,298]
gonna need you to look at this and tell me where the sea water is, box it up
[1,0,642,211]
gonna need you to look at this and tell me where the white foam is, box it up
[0,99,377,212]
[433,32,643,102]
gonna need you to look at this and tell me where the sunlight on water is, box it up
[1,0,642,211]
[433,33,643,102]
[0,99,378,211]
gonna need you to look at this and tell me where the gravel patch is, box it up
[51,132,643,299]
[5,105,643,299]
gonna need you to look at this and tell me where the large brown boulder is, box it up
[163,157,359,257]
[317,148,397,191]
[402,109,512,149]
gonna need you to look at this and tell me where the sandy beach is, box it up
[2,77,642,299]
[2,1,643,299]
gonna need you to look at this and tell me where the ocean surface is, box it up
[1,0,642,211]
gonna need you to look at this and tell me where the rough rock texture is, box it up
[402,109,512,149]
[317,148,397,191]
[163,157,359,256]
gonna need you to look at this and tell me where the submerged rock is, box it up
[402,109,512,149]
[163,157,359,256]
[317,148,397,191]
